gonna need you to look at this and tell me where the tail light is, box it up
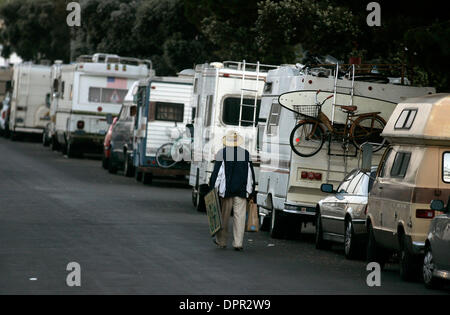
[77,120,85,130]
[301,171,322,181]
[416,209,435,219]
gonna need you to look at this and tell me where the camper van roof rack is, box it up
[76,53,152,69]
[222,61,279,73]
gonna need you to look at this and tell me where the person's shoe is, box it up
[213,239,226,249]
[233,247,244,251]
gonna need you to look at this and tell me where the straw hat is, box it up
[222,131,244,147]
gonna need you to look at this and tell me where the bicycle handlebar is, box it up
[315,90,334,106]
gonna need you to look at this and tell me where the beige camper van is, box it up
[366,94,450,281]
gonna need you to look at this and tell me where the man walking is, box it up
[209,131,256,251]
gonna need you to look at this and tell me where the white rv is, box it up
[133,72,194,184]
[189,61,279,211]
[9,63,51,139]
[257,64,436,239]
[50,53,151,157]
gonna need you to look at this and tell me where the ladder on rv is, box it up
[238,60,262,128]
[330,63,355,125]
[326,63,356,180]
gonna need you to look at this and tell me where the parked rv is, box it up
[189,61,279,211]
[317,166,377,259]
[105,80,139,176]
[366,94,450,281]
[133,73,194,184]
[257,64,436,239]
[9,63,51,140]
[48,53,151,157]
[424,199,450,289]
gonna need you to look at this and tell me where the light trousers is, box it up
[215,196,247,248]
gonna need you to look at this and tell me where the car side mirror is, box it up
[106,114,113,125]
[321,184,335,194]
[430,200,445,211]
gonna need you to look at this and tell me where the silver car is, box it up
[316,167,377,259]
[423,199,450,289]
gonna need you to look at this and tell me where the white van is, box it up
[50,53,151,157]
[9,63,51,139]
[366,94,450,281]
[189,61,279,211]
[257,64,436,239]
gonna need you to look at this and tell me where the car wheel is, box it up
[315,212,329,249]
[42,132,50,147]
[259,213,271,232]
[196,187,207,212]
[344,220,358,259]
[366,222,386,270]
[423,245,443,289]
[135,170,143,182]
[124,154,135,177]
[142,173,153,185]
[108,156,118,174]
[102,155,109,169]
[399,234,419,281]
[270,208,286,239]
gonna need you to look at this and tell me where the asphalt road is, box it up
[0,137,448,295]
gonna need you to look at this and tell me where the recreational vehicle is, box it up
[366,94,450,281]
[257,64,436,239]
[9,63,51,139]
[188,61,279,211]
[133,73,194,185]
[0,66,13,136]
[49,53,151,157]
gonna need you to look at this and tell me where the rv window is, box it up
[267,103,281,136]
[390,152,411,178]
[195,95,201,118]
[222,97,261,127]
[443,153,450,183]
[155,102,184,122]
[379,147,393,177]
[395,109,417,130]
[61,81,65,99]
[53,79,59,92]
[193,78,198,94]
[264,82,273,94]
[89,87,101,103]
[368,170,377,193]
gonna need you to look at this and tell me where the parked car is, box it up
[102,116,118,170]
[316,166,377,259]
[107,103,137,177]
[423,199,450,289]
[366,94,450,281]
[0,92,11,137]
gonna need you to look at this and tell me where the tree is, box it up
[0,0,70,63]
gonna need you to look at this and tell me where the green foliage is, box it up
[0,0,70,62]
[0,0,448,90]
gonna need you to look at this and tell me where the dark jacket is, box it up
[209,146,256,199]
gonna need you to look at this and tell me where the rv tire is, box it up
[135,170,143,182]
[366,222,387,270]
[399,234,420,281]
[142,173,153,185]
[270,209,286,239]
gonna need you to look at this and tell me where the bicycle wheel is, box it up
[289,120,325,157]
[156,143,178,169]
[351,115,386,152]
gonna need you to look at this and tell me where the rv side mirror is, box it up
[321,184,334,194]
[186,124,194,138]
[45,93,51,108]
[106,114,113,125]
[361,142,373,173]
[430,200,445,211]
